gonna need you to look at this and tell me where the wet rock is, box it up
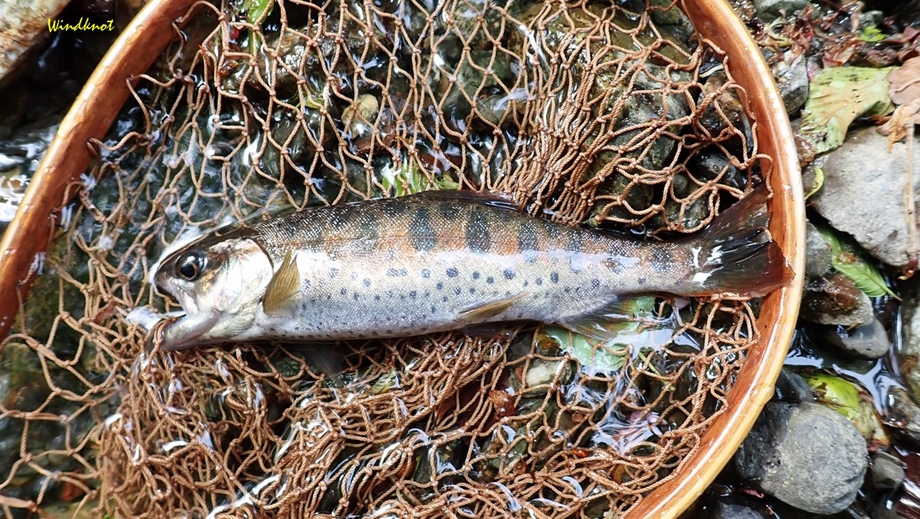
[805,221,832,278]
[900,302,920,401]
[810,127,920,269]
[752,0,809,17]
[712,501,767,519]
[773,368,814,403]
[799,273,875,327]
[887,387,920,446]
[733,402,867,514]
[772,53,808,114]
[871,451,905,490]
[818,319,890,359]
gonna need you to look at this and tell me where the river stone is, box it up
[712,502,767,519]
[887,387,920,446]
[805,221,832,278]
[901,301,920,401]
[772,53,808,114]
[871,450,905,490]
[773,368,814,403]
[799,273,875,327]
[818,318,890,359]
[752,0,809,17]
[810,127,920,269]
[733,402,867,514]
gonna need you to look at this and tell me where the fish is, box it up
[150,188,791,351]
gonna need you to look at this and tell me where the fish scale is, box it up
[152,189,790,350]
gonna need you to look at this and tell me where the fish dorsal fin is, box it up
[263,251,300,316]
[459,293,527,321]
[413,189,522,212]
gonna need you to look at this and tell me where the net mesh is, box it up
[0,0,770,516]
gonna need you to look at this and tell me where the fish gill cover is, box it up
[0,0,769,517]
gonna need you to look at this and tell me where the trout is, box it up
[151,189,790,350]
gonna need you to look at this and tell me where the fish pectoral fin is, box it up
[459,293,527,321]
[262,250,300,316]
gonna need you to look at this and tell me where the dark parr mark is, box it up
[486,276,494,284]
[364,278,372,287]
[438,202,461,221]
[591,278,601,289]
[466,209,491,253]
[446,267,459,278]
[409,206,437,252]
[550,272,559,284]
[535,277,543,286]
[472,271,481,280]
[503,268,515,280]
[637,277,647,286]
[437,282,444,290]
[518,221,539,263]
[421,268,431,278]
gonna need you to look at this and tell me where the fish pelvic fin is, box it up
[459,293,527,321]
[262,250,300,315]
[679,186,792,297]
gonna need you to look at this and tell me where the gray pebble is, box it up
[886,387,920,447]
[800,273,875,327]
[773,368,814,403]
[773,53,808,114]
[733,402,867,514]
[804,221,832,279]
[871,450,905,490]
[819,318,890,359]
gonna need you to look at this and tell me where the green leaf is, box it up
[799,66,895,157]
[804,167,824,200]
[235,0,273,23]
[539,326,626,374]
[857,26,886,43]
[380,160,458,196]
[814,223,898,298]
[802,372,889,446]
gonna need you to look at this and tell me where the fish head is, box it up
[152,237,274,350]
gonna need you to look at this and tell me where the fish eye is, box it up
[175,252,207,281]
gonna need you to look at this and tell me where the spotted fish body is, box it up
[153,190,789,350]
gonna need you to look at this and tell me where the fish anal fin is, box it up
[557,296,658,341]
[263,251,300,316]
[459,293,527,321]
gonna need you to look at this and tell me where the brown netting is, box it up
[0,0,771,517]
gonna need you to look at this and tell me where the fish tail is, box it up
[680,186,791,297]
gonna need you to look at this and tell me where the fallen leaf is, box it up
[798,66,895,158]
[879,99,920,150]
[889,57,920,106]
[813,223,899,298]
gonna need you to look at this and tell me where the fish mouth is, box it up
[157,311,221,351]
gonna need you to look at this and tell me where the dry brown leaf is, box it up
[888,56,920,106]
[879,98,920,150]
